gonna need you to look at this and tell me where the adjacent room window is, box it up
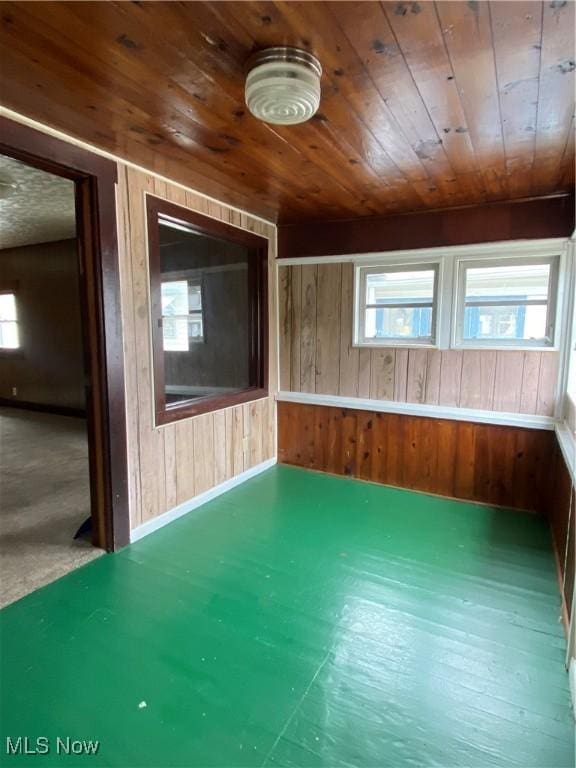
[147,196,268,425]
[355,263,439,346]
[161,280,203,351]
[454,256,559,348]
[0,292,19,349]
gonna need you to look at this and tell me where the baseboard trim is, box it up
[130,458,277,543]
[0,398,86,419]
[276,391,556,431]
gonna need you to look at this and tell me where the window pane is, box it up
[462,262,552,342]
[0,321,19,349]
[465,263,550,301]
[366,269,435,306]
[161,280,189,316]
[463,304,548,341]
[163,317,189,352]
[159,220,251,403]
[0,293,17,322]
[364,306,432,340]
[189,285,202,311]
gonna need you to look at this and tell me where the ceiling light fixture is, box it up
[245,47,322,126]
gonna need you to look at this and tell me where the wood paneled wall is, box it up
[116,167,277,529]
[279,263,559,417]
[277,195,575,259]
[278,401,555,513]
[545,440,575,624]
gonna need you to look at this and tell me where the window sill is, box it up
[352,341,437,350]
[155,386,269,427]
[452,343,557,352]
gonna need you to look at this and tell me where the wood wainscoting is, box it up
[546,441,575,624]
[277,401,555,513]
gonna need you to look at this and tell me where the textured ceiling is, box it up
[0,154,76,250]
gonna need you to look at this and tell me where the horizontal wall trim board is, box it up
[0,107,275,227]
[130,458,277,543]
[555,422,576,487]
[276,391,556,431]
[276,237,569,266]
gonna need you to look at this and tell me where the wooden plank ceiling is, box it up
[0,1,574,223]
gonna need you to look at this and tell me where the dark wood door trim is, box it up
[0,116,130,550]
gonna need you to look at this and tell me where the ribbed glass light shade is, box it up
[245,48,322,126]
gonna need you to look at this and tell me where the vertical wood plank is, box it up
[115,165,142,527]
[370,349,395,400]
[290,266,302,392]
[267,231,279,395]
[406,349,428,404]
[338,263,359,397]
[193,413,215,494]
[175,419,195,506]
[424,350,442,405]
[300,264,317,393]
[493,351,525,412]
[164,425,177,511]
[453,421,476,501]
[125,167,167,523]
[242,402,251,471]
[213,409,227,485]
[357,349,371,398]
[537,353,560,416]
[262,397,276,461]
[315,263,342,395]
[278,266,292,391]
[459,351,496,410]
[230,405,244,476]
[247,399,264,468]
[439,351,463,407]
[393,349,409,402]
[519,352,542,414]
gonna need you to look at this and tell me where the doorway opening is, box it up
[0,118,129,607]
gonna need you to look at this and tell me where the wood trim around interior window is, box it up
[146,195,269,426]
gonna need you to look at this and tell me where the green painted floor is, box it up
[0,465,573,767]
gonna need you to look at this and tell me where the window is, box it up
[161,280,203,351]
[147,196,268,425]
[355,263,439,346]
[455,256,559,348]
[0,292,19,349]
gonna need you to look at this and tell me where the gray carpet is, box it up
[0,408,103,608]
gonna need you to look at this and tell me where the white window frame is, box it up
[278,237,569,355]
[353,256,448,349]
[0,290,20,351]
[452,251,563,351]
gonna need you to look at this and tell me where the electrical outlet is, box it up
[11,386,17,397]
